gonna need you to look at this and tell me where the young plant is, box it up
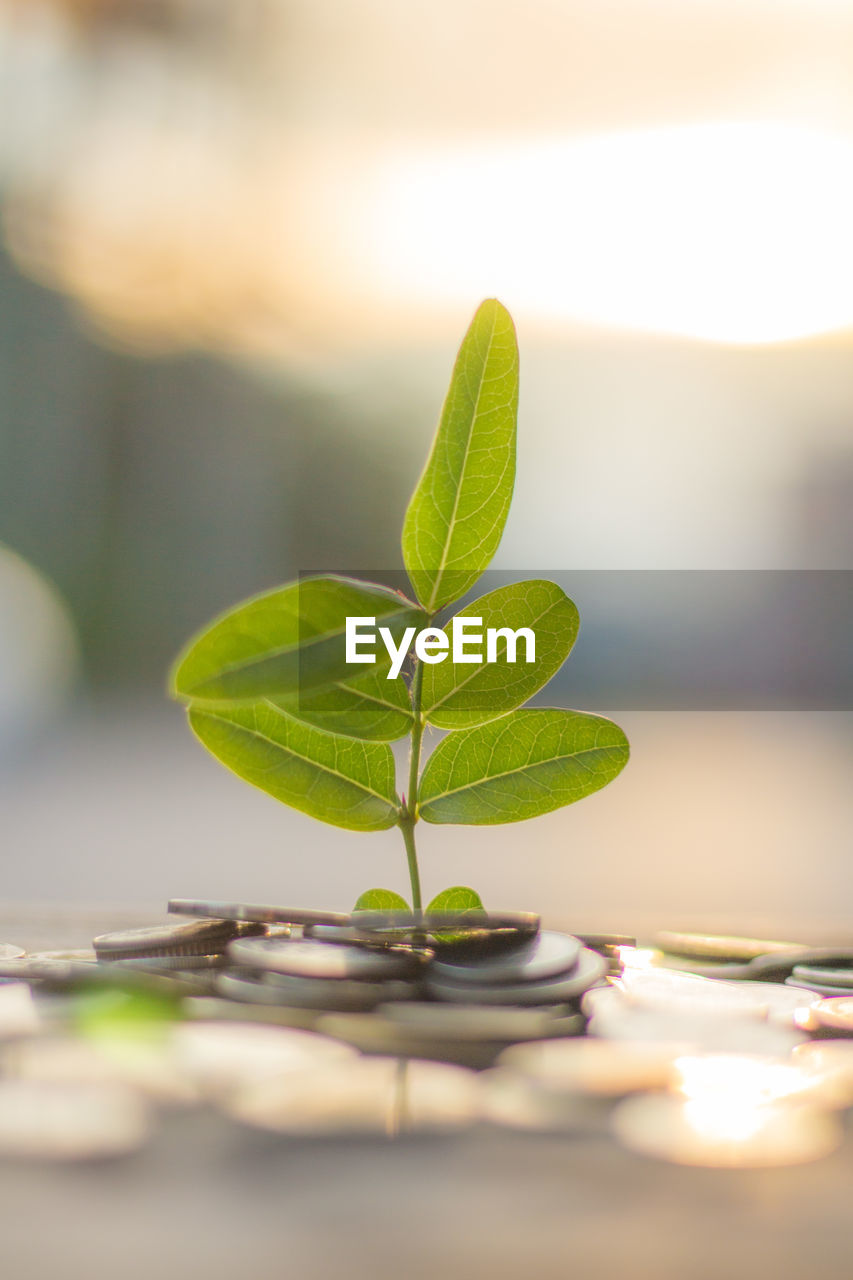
[170,300,629,914]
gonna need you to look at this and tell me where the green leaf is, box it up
[353,888,410,911]
[188,701,400,832]
[426,886,485,912]
[272,667,413,742]
[402,299,519,612]
[171,575,425,705]
[418,708,629,826]
[421,580,578,730]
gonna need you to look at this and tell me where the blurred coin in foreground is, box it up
[318,1008,584,1069]
[610,1092,839,1168]
[170,1021,354,1099]
[221,1056,480,1136]
[379,1002,580,1041]
[792,1041,853,1107]
[430,930,580,986]
[0,1080,150,1160]
[654,933,809,962]
[813,996,853,1033]
[228,936,427,981]
[1,1036,196,1105]
[0,983,41,1039]
[498,1038,681,1096]
[480,1069,611,1133]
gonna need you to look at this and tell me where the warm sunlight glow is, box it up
[367,123,853,344]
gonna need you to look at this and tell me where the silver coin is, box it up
[812,996,853,1032]
[792,1041,853,1105]
[0,944,25,961]
[377,1001,580,1042]
[791,964,853,989]
[427,945,605,1005]
[227,936,427,981]
[319,1007,583,1069]
[733,981,823,1028]
[786,978,853,999]
[168,899,349,927]
[0,1080,151,1160]
[2,1036,198,1106]
[110,953,225,972]
[216,970,417,1012]
[499,1037,683,1096]
[480,1068,612,1134]
[170,1021,355,1099]
[28,950,98,964]
[221,1056,480,1136]
[94,918,260,960]
[611,1092,840,1169]
[0,983,42,1038]
[654,932,809,962]
[430,930,581,986]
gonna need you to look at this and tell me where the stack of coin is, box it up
[424,930,606,1008]
[220,935,429,1014]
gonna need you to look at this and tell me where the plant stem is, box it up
[399,657,426,911]
[399,813,422,912]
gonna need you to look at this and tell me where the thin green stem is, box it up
[399,813,422,912]
[399,656,426,911]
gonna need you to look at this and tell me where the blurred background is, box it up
[0,0,850,936]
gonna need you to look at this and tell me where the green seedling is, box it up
[170,300,629,913]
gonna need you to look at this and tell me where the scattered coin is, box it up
[732,981,823,1029]
[813,996,853,1033]
[221,1056,480,1136]
[610,1092,840,1168]
[786,978,853,999]
[498,1037,682,1096]
[1,1036,198,1106]
[227,936,429,982]
[430,930,581,986]
[170,1021,354,1099]
[378,1001,581,1041]
[0,983,42,1039]
[792,1041,853,1107]
[791,964,853,989]
[0,1080,151,1160]
[480,1068,612,1133]
[654,932,809,962]
[428,945,606,1006]
[27,950,98,964]
[168,899,350,927]
[319,1006,585,1069]
[94,918,261,960]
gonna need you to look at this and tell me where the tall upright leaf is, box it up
[419,708,629,825]
[188,701,400,831]
[421,580,579,729]
[402,299,519,612]
[171,575,424,704]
